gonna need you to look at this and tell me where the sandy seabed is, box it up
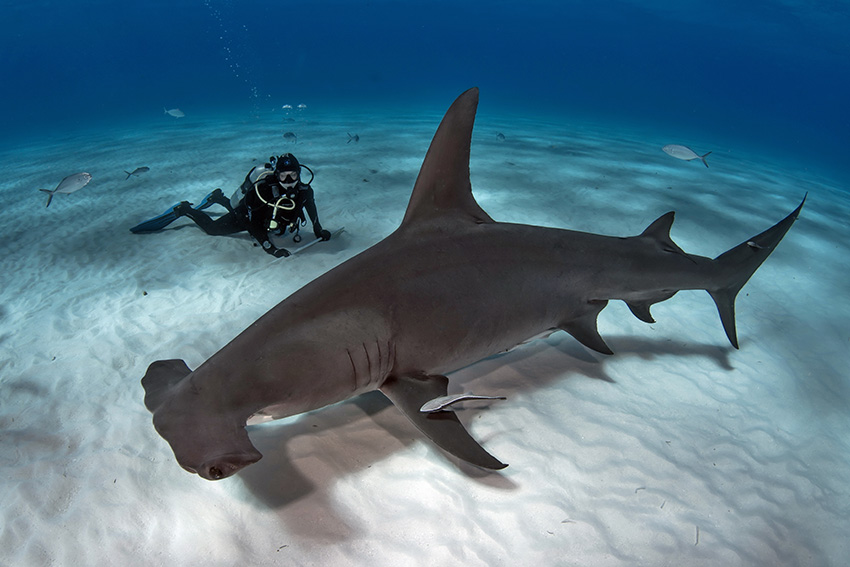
[1,103,848,566]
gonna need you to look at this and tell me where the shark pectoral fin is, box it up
[141,359,192,413]
[379,373,507,470]
[562,300,614,355]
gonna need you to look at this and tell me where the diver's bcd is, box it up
[232,163,275,210]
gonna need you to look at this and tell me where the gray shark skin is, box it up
[142,88,804,481]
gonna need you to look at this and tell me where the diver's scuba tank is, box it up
[231,157,276,209]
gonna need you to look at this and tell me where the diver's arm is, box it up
[301,186,331,240]
[244,207,290,258]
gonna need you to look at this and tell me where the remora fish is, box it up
[164,108,185,118]
[420,393,507,413]
[662,144,711,167]
[39,172,92,207]
[141,88,804,480]
[125,166,150,179]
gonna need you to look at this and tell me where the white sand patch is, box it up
[1,107,847,566]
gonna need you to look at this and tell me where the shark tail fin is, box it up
[141,359,193,413]
[708,195,805,348]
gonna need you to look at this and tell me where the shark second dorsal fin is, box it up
[399,87,494,230]
[640,211,690,258]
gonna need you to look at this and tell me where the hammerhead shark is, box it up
[142,88,804,480]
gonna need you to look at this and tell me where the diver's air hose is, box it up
[254,180,296,230]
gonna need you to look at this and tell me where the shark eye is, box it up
[209,466,224,480]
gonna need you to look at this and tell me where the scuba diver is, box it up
[131,153,332,258]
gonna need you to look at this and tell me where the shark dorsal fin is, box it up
[399,87,494,230]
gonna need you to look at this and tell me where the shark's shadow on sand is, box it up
[235,335,734,539]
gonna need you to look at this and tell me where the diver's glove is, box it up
[314,222,332,241]
[262,240,291,258]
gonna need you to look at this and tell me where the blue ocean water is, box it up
[2,0,848,181]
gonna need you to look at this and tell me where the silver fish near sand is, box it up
[347,133,359,144]
[125,166,150,180]
[142,88,803,480]
[662,144,711,167]
[420,393,507,413]
[164,108,185,118]
[283,132,297,142]
[39,172,92,207]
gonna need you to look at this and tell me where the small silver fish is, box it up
[39,172,92,207]
[297,103,307,109]
[496,132,506,141]
[282,104,293,110]
[124,166,150,179]
[662,144,711,167]
[164,107,185,118]
[283,132,297,143]
[420,392,507,413]
[347,133,359,144]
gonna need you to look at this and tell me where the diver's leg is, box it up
[175,204,244,236]
[208,188,235,212]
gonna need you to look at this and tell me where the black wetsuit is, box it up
[180,177,327,257]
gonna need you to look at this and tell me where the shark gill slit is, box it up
[375,340,385,381]
[346,349,357,392]
[362,343,373,379]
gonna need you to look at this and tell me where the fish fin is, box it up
[708,195,805,348]
[141,359,192,413]
[39,189,53,207]
[420,393,505,413]
[640,212,687,254]
[700,151,712,168]
[561,300,613,355]
[380,373,507,470]
[125,171,132,180]
[626,290,678,324]
[626,301,656,323]
[398,87,494,230]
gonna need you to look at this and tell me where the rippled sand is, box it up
[1,105,847,566]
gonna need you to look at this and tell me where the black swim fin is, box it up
[130,191,219,233]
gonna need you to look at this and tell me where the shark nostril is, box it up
[209,466,224,479]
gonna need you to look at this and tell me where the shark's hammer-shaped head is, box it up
[152,407,262,481]
[142,359,262,480]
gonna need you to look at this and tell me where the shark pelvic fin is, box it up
[561,300,614,355]
[380,372,507,470]
[627,301,656,323]
[626,290,678,324]
[399,87,494,230]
